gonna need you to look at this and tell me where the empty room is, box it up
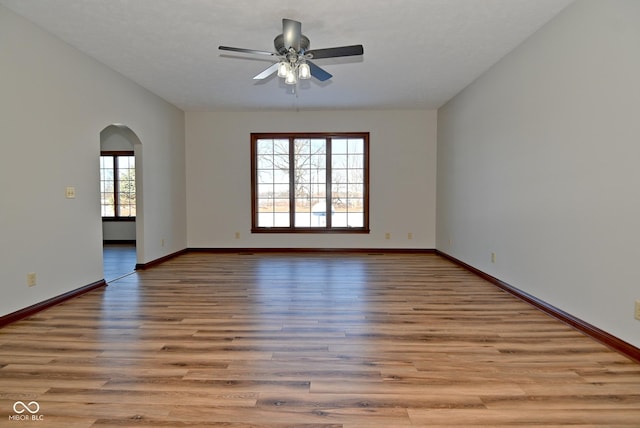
[1,0,639,426]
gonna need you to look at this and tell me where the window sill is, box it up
[102,217,136,222]
[251,228,370,234]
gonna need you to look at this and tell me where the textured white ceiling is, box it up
[1,0,574,111]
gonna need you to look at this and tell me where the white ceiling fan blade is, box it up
[253,62,279,80]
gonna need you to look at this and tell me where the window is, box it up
[100,151,136,219]
[251,132,369,233]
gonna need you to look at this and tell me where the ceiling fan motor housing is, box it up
[274,34,310,54]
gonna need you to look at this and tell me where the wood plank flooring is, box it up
[1,252,639,427]
[102,243,136,282]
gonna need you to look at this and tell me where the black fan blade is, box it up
[306,45,364,60]
[253,62,279,80]
[308,61,332,81]
[219,46,276,56]
[282,18,302,51]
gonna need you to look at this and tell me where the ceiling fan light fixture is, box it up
[277,61,290,78]
[284,69,297,85]
[298,62,311,79]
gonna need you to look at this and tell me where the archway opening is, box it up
[100,124,143,281]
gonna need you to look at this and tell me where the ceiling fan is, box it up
[219,18,364,85]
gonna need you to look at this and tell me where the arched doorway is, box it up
[100,124,143,281]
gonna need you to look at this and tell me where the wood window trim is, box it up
[100,150,136,220]
[102,217,136,222]
[251,132,370,234]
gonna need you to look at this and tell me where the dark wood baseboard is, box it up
[135,248,188,270]
[188,247,436,255]
[0,279,107,328]
[436,250,640,364]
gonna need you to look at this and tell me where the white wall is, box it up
[186,110,437,249]
[0,6,186,317]
[102,221,136,242]
[437,0,640,347]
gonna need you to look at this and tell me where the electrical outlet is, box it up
[385,232,391,240]
[235,232,240,239]
[491,252,496,263]
[407,232,413,240]
[635,300,640,321]
[27,272,37,287]
[161,239,165,247]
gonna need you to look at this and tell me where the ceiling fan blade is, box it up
[307,61,332,82]
[282,18,302,51]
[306,45,364,60]
[219,46,276,56]
[253,62,279,80]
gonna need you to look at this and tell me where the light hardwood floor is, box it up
[103,243,136,282]
[1,252,639,427]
